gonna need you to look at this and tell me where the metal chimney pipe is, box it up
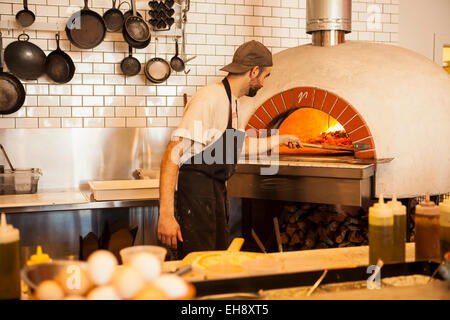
[306,0,352,47]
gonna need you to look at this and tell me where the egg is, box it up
[133,285,168,300]
[35,280,65,300]
[87,250,118,286]
[153,275,189,299]
[87,286,121,300]
[56,266,93,296]
[128,252,161,282]
[111,265,145,299]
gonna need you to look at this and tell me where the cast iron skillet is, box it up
[123,0,151,46]
[170,38,185,72]
[45,33,76,84]
[0,32,26,115]
[66,0,106,49]
[4,33,46,80]
[120,45,141,76]
[16,0,35,28]
[103,0,124,32]
[144,38,171,84]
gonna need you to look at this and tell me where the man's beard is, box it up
[246,79,262,97]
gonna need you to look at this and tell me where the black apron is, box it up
[175,78,245,259]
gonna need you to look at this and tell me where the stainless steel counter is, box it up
[228,158,375,206]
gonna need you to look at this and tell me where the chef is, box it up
[158,40,302,258]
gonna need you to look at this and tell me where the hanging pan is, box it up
[120,45,141,76]
[122,1,149,49]
[45,33,76,84]
[170,38,196,72]
[103,0,124,32]
[66,0,106,49]
[16,0,35,28]
[123,0,151,48]
[4,33,46,81]
[144,38,171,84]
[0,32,26,116]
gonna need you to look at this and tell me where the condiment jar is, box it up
[439,198,450,260]
[0,213,21,300]
[415,193,440,261]
[369,195,394,265]
[387,195,407,263]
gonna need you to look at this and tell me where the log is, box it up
[348,231,365,244]
[338,241,352,248]
[289,232,302,246]
[286,223,297,237]
[281,232,290,245]
[329,221,340,232]
[335,229,347,244]
[288,216,296,224]
[296,220,308,233]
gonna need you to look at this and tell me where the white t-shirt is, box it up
[172,82,245,165]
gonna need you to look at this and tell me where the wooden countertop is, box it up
[164,243,417,276]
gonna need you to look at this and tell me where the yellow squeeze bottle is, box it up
[387,195,407,263]
[369,195,394,265]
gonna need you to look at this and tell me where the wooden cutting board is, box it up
[181,237,245,265]
[0,191,89,208]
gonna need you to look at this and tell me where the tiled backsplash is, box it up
[0,0,399,129]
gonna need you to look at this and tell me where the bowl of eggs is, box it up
[21,250,195,300]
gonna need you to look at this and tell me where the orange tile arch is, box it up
[245,87,376,159]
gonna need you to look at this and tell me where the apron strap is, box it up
[222,77,233,129]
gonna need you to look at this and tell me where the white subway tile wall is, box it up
[0,0,399,129]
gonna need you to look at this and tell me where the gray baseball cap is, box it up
[221,40,273,73]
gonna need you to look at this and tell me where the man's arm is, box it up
[158,137,190,248]
[243,134,303,156]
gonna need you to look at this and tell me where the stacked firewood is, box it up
[279,203,369,251]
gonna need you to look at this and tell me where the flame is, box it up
[324,122,345,134]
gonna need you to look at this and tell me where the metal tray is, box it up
[191,260,444,297]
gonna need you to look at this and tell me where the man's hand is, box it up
[281,134,303,149]
[157,207,183,248]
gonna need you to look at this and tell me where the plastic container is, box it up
[0,213,21,300]
[26,246,52,266]
[387,195,407,263]
[415,193,440,261]
[369,195,394,265]
[120,245,167,266]
[0,168,42,195]
[439,198,450,260]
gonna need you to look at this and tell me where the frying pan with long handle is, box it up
[16,0,35,28]
[120,45,141,76]
[66,0,106,49]
[45,33,76,84]
[103,0,124,32]
[144,38,171,84]
[0,32,26,116]
[122,0,150,49]
[124,0,151,43]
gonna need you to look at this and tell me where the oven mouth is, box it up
[268,107,356,157]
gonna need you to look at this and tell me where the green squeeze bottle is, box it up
[0,213,21,300]
[387,195,407,263]
[369,195,394,265]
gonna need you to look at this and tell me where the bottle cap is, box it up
[416,193,440,216]
[0,213,20,244]
[387,194,406,216]
[369,195,394,225]
[27,245,51,266]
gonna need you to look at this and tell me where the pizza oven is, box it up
[228,0,450,207]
